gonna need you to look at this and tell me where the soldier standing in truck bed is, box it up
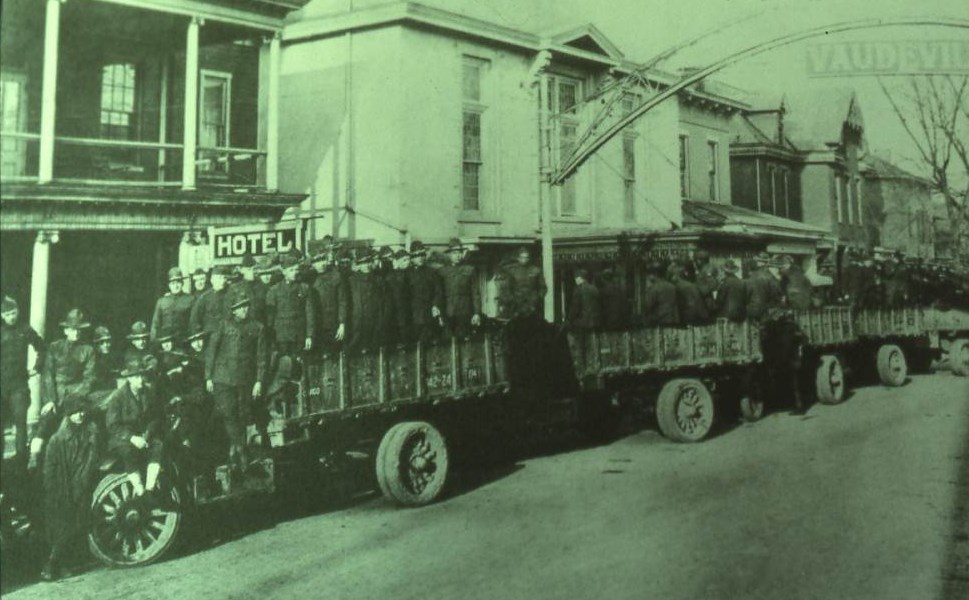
[408,241,444,342]
[347,250,381,351]
[692,250,718,315]
[498,246,547,320]
[744,253,781,320]
[597,268,629,331]
[231,254,269,326]
[670,262,711,325]
[311,249,348,353]
[384,249,413,345]
[190,264,232,336]
[641,261,679,327]
[440,238,482,338]
[779,255,813,310]
[151,267,194,343]
[715,259,746,322]
[266,254,315,355]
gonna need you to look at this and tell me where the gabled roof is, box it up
[861,155,932,185]
[546,24,624,61]
[783,88,863,151]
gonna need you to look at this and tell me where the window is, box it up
[623,136,636,220]
[782,169,790,218]
[707,140,719,202]
[679,134,690,200]
[851,175,861,225]
[835,174,849,223]
[462,57,489,211]
[769,166,777,215]
[1,72,27,177]
[548,75,583,216]
[100,63,137,140]
[199,71,232,175]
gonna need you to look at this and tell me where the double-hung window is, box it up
[707,140,720,202]
[462,57,489,212]
[679,134,690,200]
[548,75,582,216]
[100,63,137,140]
[199,70,231,175]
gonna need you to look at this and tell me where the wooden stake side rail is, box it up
[294,335,510,424]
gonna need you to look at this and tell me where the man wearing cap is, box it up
[641,261,679,327]
[106,355,165,496]
[567,269,601,331]
[715,260,746,322]
[267,254,316,353]
[670,262,711,326]
[499,246,547,320]
[1,296,45,462]
[151,267,194,342]
[231,254,269,326]
[744,252,782,320]
[191,264,231,336]
[440,239,482,338]
[347,250,381,350]
[124,320,154,366]
[779,255,813,311]
[693,250,718,315]
[190,268,210,298]
[385,249,413,344]
[311,249,348,352]
[40,392,100,581]
[89,326,122,411]
[206,286,269,469]
[408,241,445,342]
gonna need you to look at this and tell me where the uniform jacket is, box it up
[43,420,100,546]
[716,275,747,322]
[440,263,481,320]
[43,339,96,407]
[91,350,123,393]
[408,265,444,327]
[1,321,44,391]
[206,316,268,388]
[642,279,679,327]
[744,269,782,320]
[312,268,349,337]
[105,382,164,451]
[266,280,315,344]
[499,263,547,319]
[783,269,813,311]
[598,280,629,330]
[348,272,381,348]
[151,292,194,341]
[694,265,719,314]
[568,281,601,330]
[674,279,712,325]
[384,270,412,343]
[190,288,228,336]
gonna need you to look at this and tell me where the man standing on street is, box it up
[440,238,482,338]
[151,267,193,342]
[1,296,45,463]
[206,286,269,470]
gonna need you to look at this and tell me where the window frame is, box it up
[99,62,138,141]
[707,138,720,202]
[548,73,586,218]
[198,69,233,176]
[0,70,28,177]
[461,55,490,214]
[678,133,690,201]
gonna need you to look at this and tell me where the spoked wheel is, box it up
[815,355,846,405]
[739,394,765,422]
[88,472,183,567]
[656,378,715,442]
[950,338,969,377]
[375,421,450,507]
[876,344,907,387]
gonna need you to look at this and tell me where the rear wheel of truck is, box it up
[950,338,969,376]
[656,378,715,442]
[876,344,907,387]
[375,421,450,507]
[815,355,846,405]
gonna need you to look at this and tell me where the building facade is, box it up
[860,155,934,258]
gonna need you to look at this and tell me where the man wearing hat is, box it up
[641,261,679,327]
[744,252,781,320]
[779,255,812,311]
[88,325,122,411]
[311,248,348,352]
[106,355,165,496]
[498,246,546,320]
[715,260,746,322]
[33,309,96,468]
[598,268,630,331]
[231,254,269,326]
[439,239,482,338]
[407,241,444,342]
[40,392,100,581]
[692,250,718,315]
[566,269,600,331]
[1,296,45,461]
[206,286,269,469]
[670,262,711,326]
[124,320,154,366]
[384,248,413,344]
[191,264,232,336]
[267,254,316,354]
[151,266,194,342]
[190,268,210,298]
[346,250,381,350]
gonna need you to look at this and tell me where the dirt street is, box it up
[7,373,969,600]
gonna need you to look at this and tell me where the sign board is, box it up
[209,221,304,263]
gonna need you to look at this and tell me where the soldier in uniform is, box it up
[498,246,547,320]
[692,250,718,315]
[89,326,122,411]
[744,252,782,320]
[385,249,413,345]
[780,255,813,310]
[567,269,601,331]
[124,321,153,365]
[670,263,711,326]
[31,309,96,469]
[715,260,746,322]
[190,268,209,298]
[151,267,193,342]
[190,264,232,337]
[311,250,348,353]
[641,261,679,327]
[106,356,165,497]
[883,254,910,307]
[598,269,629,331]
[231,254,268,326]
[347,251,381,351]
[1,296,45,462]
[440,239,482,338]
[205,286,269,470]
[408,241,445,341]
[267,254,316,354]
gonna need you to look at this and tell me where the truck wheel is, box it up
[950,339,969,376]
[88,472,183,567]
[656,378,715,442]
[375,422,450,506]
[876,344,907,387]
[815,355,846,405]
[739,394,765,422]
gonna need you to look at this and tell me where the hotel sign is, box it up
[209,221,303,261]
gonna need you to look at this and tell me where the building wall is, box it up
[677,102,732,204]
[863,177,934,258]
[800,162,835,232]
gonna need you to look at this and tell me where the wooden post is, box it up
[28,230,58,423]
[182,17,201,190]
[38,0,62,183]
[537,74,555,323]
[266,32,281,191]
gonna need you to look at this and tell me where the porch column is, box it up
[38,0,63,184]
[182,17,201,190]
[28,230,58,423]
[266,32,281,191]
[537,74,555,322]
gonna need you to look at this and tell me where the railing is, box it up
[53,136,184,185]
[196,146,267,188]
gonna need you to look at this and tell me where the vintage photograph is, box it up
[1,0,967,598]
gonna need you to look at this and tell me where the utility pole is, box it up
[532,51,555,322]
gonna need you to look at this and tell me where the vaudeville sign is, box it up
[209,221,304,262]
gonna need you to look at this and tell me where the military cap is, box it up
[722,259,739,273]
[60,392,90,416]
[240,254,257,268]
[769,255,790,269]
[377,245,393,259]
[185,327,208,343]
[192,267,208,277]
[120,355,150,377]
[1,296,17,314]
[168,267,184,282]
[60,308,91,329]
[409,240,427,256]
[446,238,465,253]
[393,248,410,259]
[156,327,177,344]
[355,251,374,265]
[127,321,150,339]
[212,264,234,277]
[575,268,589,281]
[280,254,300,269]
[93,326,112,343]
[228,285,251,310]
[753,252,770,265]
